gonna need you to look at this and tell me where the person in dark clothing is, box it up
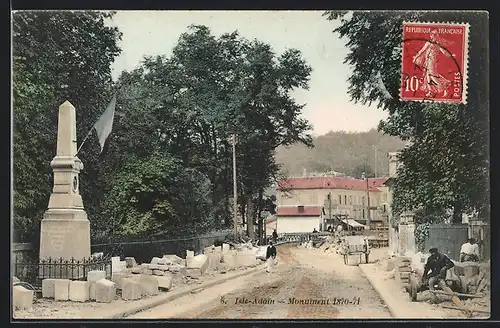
[266,241,277,273]
[422,247,455,292]
[272,229,278,243]
[312,228,318,233]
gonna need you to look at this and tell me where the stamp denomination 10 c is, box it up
[401,22,470,104]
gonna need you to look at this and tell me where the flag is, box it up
[94,95,116,153]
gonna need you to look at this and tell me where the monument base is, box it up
[39,209,91,262]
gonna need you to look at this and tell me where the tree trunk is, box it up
[246,197,254,240]
[257,189,264,244]
[452,204,462,224]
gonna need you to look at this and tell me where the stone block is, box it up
[42,278,57,298]
[111,256,121,273]
[235,252,255,267]
[169,264,186,275]
[125,257,137,268]
[13,285,34,310]
[186,267,202,278]
[96,279,116,303]
[186,250,195,258]
[69,281,90,302]
[163,254,183,264]
[151,257,162,264]
[122,278,142,300]
[154,273,173,291]
[204,246,215,255]
[187,254,209,274]
[222,243,230,252]
[87,270,106,282]
[112,272,130,290]
[141,263,151,269]
[153,270,164,276]
[131,266,143,274]
[119,261,127,270]
[143,269,153,275]
[149,264,169,271]
[158,257,172,265]
[139,275,159,296]
[54,279,70,301]
[13,276,20,284]
[89,282,97,300]
[222,252,236,267]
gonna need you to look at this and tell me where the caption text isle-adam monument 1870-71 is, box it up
[38,101,91,266]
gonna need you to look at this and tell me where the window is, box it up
[362,197,365,205]
[338,195,342,204]
[349,196,352,205]
[344,195,347,204]
[362,209,365,218]
[298,205,304,213]
[383,204,387,213]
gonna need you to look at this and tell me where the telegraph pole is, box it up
[328,192,332,232]
[366,174,371,230]
[232,134,238,236]
[374,145,378,178]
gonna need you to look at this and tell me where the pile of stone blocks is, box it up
[41,271,117,303]
[136,255,186,277]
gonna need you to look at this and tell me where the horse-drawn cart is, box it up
[339,235,370,265]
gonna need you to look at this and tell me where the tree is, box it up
[108,25,313,239]
[12,11,122,242]
[324,11,489,227]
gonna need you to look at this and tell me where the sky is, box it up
[108,11,388,136]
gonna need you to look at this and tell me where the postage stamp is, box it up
[401,22,470,104]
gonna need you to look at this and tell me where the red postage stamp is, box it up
[401,22,469,104]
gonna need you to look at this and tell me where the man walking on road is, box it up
[272,229,278,244]
[422,247,455,303]
[266,241,277,273]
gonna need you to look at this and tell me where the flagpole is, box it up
[76,127,94,156]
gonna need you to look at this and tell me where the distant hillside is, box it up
[275,129,405,178]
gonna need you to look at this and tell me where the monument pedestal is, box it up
[39,211,91,279]
[39,210,91,261]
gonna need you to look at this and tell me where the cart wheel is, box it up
[365,253,369,264]
[409,275,418,302]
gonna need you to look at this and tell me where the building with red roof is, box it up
[274,176,390,232]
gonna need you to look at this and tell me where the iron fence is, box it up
[13,256,112,290]
[91,231,231,264]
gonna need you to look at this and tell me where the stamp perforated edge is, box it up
[399,21,470,105]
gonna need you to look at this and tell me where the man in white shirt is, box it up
[460,238,480,262]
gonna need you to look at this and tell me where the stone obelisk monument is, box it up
[39,101,91,263]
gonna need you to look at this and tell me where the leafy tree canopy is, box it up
[324,11,489,224]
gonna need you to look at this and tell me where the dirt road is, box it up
[130,244,392,319]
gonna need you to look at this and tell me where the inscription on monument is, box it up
[46,226,72,251]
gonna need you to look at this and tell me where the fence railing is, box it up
[13,256,112,290]
[91,231,231,264]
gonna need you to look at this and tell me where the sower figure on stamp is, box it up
[413,29,455,98]
[422,247,455,303]
[266,241,277,274]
